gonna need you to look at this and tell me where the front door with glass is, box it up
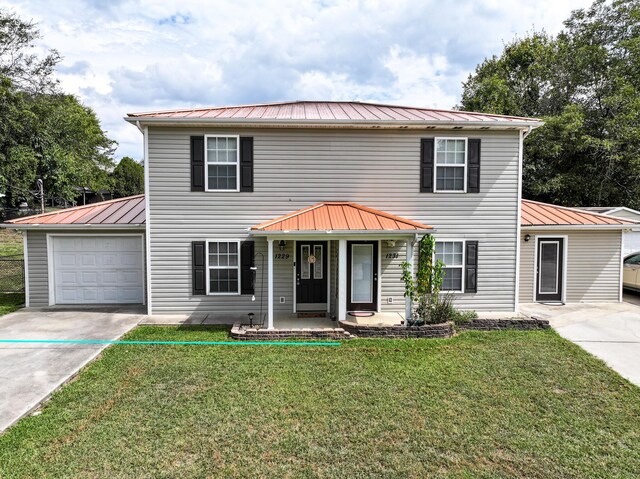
[347,241,378,311]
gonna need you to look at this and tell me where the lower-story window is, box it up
[207,240,240,294]
[435,241,464,292]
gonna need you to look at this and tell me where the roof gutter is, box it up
[124,116,543,130]
[249,229,433,237]
[521,224,635,231]
[1,224,146,230]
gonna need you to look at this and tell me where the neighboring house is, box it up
[3,101,636,326]
[579,206,640,257]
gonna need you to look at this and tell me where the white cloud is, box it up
[0,0,594,160]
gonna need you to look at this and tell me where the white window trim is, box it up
[206,239,241,296]
[433,137,467,193]
[435,239,465,293]
[204,134,240,192]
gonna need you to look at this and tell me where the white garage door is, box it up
[51,236,144,304]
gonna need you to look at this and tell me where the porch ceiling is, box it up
[250,202,432,235]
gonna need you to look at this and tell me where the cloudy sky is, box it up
[1,0,593,160]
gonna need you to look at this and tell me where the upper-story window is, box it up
[435,138,467,192]
[206,135,239,191]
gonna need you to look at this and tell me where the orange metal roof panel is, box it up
[520,199,636,226]
[5,195,146,226]
[128,101,541,124]
[251,202,432,232]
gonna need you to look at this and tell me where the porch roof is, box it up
[250,202,432,234]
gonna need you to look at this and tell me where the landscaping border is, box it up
[457,317,550,331]
[230,323,352,340]
[339,320,454,338]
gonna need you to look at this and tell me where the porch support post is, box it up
[338,239,347,321]
[405,239,414,322]
[267,238,274,329]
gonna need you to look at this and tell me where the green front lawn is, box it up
[0,293,24,316]
[1,327,639,478]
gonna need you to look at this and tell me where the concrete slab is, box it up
[520,302,640,387]
[0,309,144,432]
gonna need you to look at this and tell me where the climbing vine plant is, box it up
[401,235,444,325]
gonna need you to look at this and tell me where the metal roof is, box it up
[7,195,630,231]
[4,195,145,227]
[126,101,542,128]
[521,199,637,227]
[251,202,432,233]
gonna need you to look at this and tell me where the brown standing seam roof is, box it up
[521,199,636,227]
[5,195,145,225]
[250,202,432,232]
[127,101,541,124]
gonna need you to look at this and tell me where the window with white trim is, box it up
[206,136,239,191]
[435,241,464,292]
[207,241,240,294]
[435,138,466,192]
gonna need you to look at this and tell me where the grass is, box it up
[0,327,639,478]
[0,229,23,257]
[0,293,24,315]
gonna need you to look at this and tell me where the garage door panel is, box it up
[52,236,143,305]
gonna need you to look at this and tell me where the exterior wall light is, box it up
[524,234,531,242]
[278,240,287,251]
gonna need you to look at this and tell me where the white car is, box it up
[623,253,640,291]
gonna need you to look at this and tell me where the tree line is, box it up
[459,0,640,208]
[0,10,142,217]
[2,1,639,212]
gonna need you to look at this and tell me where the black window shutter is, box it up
[192,241,206,295]
[420,138,434,193]
[191,136,205,191]
[240,240,255,294]
[465,241,478,293]
[240,137,254,192]
[467,139,481,193]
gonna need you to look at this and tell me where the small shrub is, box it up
[451,309,478,325]
[428,293,456,324]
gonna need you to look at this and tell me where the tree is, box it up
[112,157,144,198]
[459,0,640,208]
[0,10,60,93]
[0,9,116,212]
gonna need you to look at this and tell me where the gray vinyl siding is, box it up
[24,230,146,308]
[26,230,48,307]
[329,240,338,317]
[147,127,521,315]
[380,241,407,312]
[519,230,622,303]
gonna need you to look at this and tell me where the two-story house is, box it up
[5,102,633,328]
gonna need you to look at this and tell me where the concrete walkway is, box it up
[0,308,145,432]
[520,302,640,386]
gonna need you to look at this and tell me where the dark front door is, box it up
[536,238,564,302]
[296,241,328,311]
[347,241,378,311]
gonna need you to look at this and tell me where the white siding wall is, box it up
[519,229,622,303]
[147,127,521,316]
[380,240,407,312]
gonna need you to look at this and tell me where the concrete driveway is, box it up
[0,308,144,432]
[520,302,640,387]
